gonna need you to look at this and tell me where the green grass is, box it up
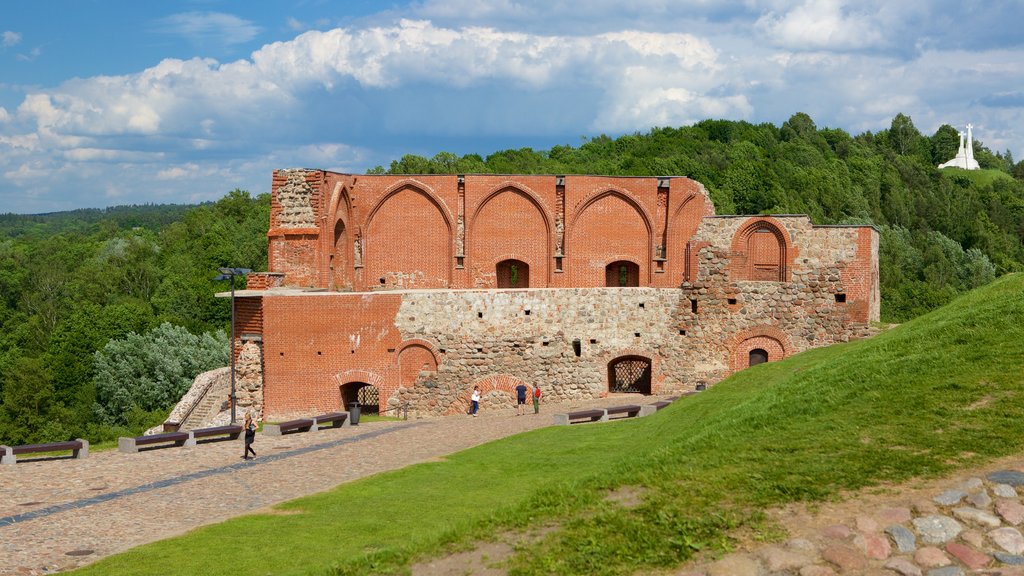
[945,167,1016,187]
[71,273,1024,575]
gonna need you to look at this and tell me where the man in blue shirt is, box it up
[515,383,528,416]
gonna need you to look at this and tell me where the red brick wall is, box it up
[467,186,551,288]
[364,185,453,290]
[261,294,403,418]
[566,190,653,287]
[841,226,881,323]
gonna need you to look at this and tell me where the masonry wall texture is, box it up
[238,170,880,420]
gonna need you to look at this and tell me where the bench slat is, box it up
[135,432,190,446]
[192,425,242,439]
[11,440,83,455]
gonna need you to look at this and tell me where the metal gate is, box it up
[357,385,380,414]
[609,356,652,394]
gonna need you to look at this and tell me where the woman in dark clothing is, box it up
[243,412,257,459]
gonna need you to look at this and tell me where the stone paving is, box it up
[9,395,1024,576]
[677,469,1024,576]
[0,395,648,575]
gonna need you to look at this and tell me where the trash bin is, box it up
[348,402,361,425]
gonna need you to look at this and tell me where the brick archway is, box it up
[468,184,552,287]
[335,370,385,412]
[728,327,792,372]
[446,374,527,415]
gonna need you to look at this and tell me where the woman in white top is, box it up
[470,386,481,417]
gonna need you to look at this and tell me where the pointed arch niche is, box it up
[365,183,453,289]
[468,185,551,288]
[730,218,794,282]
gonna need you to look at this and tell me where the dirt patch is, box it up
[410,525,559,576]
[411,541,513,576]
[604,485,647,509]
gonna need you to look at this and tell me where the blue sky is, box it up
[2,0,1023,214]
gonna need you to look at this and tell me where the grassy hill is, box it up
[73,273,1024,575]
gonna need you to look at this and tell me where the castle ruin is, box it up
[227,170,879,420]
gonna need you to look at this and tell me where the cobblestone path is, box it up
[0,396,641,575]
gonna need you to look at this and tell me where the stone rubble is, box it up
[678,471,1024,575]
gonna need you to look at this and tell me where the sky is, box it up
[1,1,1022,214]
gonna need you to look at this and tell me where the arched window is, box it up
[496,259,529,288]
[749,348,768,366]
[605,261,639,287]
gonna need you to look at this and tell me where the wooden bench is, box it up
[1,439,89,464]
[605,404,643,419]
[312,412,348,430]
[118,431,190,453]
[650,400,672,411]
[189,425,243,445]
[262,418,314,437]
[553,408,607,426]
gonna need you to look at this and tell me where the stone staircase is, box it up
[179,377,230,430]
[147,367,232,434]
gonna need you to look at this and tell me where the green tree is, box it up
[92,323,228,425]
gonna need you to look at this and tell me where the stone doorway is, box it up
[608,356,652,394]
[339,382,380,414]
[496,259,529,288]
[749,348,768,366]
[605,261,639,287]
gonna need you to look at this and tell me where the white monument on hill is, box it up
[938,123,981,170]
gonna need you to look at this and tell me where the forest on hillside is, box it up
[1,112,1022,444]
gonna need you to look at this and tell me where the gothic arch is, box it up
[729,217,795,282]
[468,184,553,287]
[566,188,655,286]
[364,180,455,288]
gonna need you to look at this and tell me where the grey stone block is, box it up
[0,445,13,465]
[262,424,283,436]
[553,414,570,426]
[76,438,89,459]
[639,405,656,417]
[118,437,139,453]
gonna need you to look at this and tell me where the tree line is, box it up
[0,191,269,444]
[1,112,1022,444]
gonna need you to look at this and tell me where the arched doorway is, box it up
[608,356,652,394]
[749,348,768,366]
[339,382,380,414]
[496,259,529,288]
[605,261,639,287]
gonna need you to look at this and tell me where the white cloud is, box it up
[154,12,261,46]
[2,31,21,47]
[756,0,885,51]
[3,3,1024,214]
[16,47,41,62]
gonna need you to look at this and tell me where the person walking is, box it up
[242,412,257,459]
[532,385,541,414]
[515,382,528,416]
[470,385,480,417]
